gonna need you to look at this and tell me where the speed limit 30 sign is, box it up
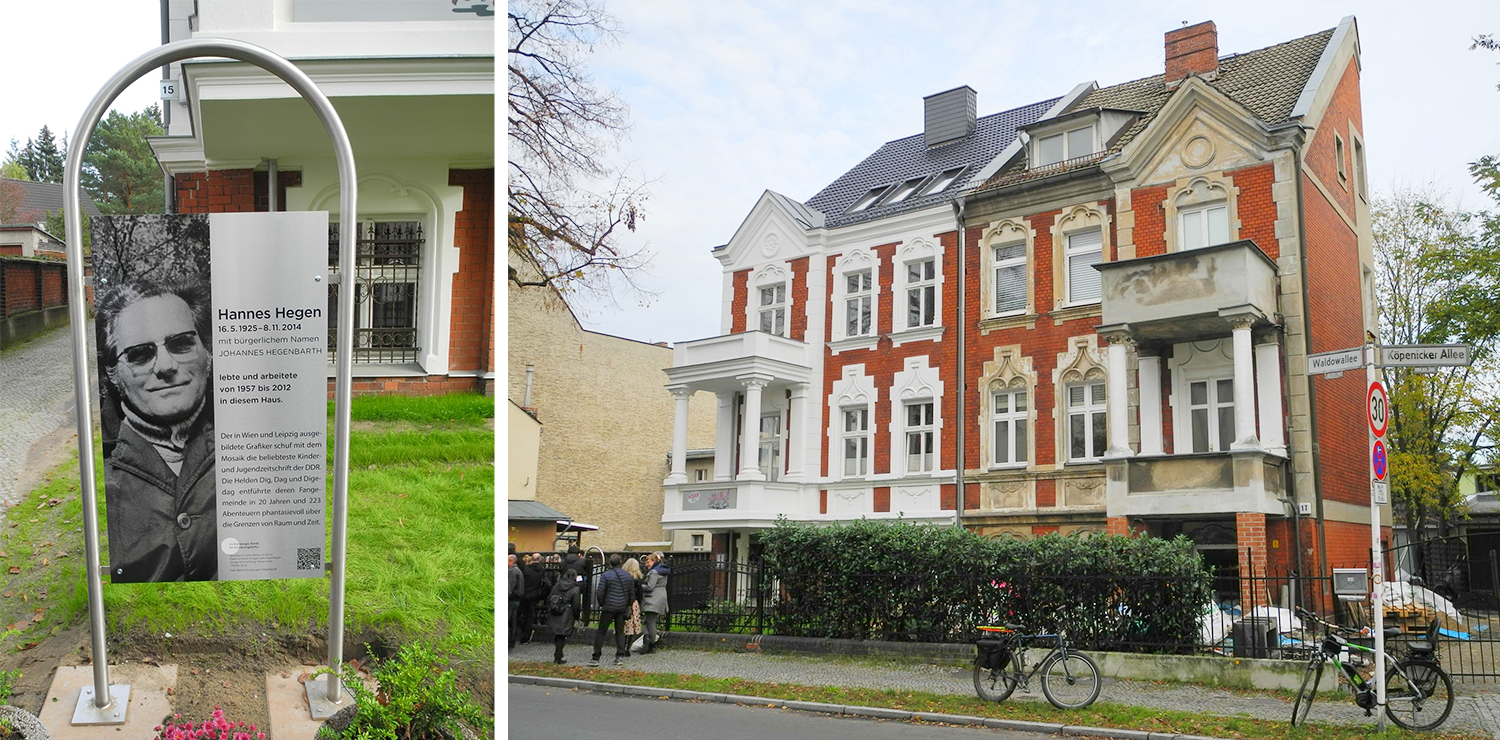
[1368,381,1389,438]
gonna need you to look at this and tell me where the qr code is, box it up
[297,547,322,571]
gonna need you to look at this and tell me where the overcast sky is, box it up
[568,0,1500,345]
[0,2,163,159]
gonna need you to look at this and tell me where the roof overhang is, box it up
[150,56,493,176]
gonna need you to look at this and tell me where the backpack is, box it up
[547,592,569,616]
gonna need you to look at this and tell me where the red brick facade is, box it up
[446,169,495,379]
[1,258,67,317]
[174,167,495,397]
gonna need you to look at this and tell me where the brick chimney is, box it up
[1165,21,1218,88]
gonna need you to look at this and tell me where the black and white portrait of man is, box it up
[93,215,217,582]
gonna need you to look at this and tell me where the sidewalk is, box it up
[0,321,95,508]
[505,637,1499,737]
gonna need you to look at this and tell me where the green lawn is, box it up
[0,392,495,664]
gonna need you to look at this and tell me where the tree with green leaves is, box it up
[1375,188,1500,541]
[15,126,67,183]
[508,0,651,297]
[82,105,165,215]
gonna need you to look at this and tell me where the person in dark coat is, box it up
[589,554,635,666]
[548,568,582,664]
[507,553,523,649]
[518,553,550,643]
[562,544,590,583]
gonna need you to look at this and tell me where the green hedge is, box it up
[759,519,1212,650]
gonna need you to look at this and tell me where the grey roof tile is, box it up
[0,178,105,223]
[805,98,1059,229]
[980,27,1336,191]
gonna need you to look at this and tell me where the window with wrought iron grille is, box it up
[327,221,423,364]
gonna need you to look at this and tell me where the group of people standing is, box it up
[505,544,671,667]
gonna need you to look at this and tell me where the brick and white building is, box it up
[663,18,1378,591]
[148,0,494,396]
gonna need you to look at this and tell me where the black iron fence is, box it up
[509,547,1500,682]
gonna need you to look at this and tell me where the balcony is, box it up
[1095,240,1278,344]
[661,480,818,530]
[666,331,812,392]
[1105,451,1287,518]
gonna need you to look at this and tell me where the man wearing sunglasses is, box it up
[97,279,217,582]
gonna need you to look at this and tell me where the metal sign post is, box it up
[1366,346,1388,731]
[63,38,358,724]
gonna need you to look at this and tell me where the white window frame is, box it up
[841,406,870,478]
[758,410,785,481]
[1184,376,1236,453]
[847,186,889,213]
[991,387,1029,468]
[1034,125,1096,167]
[1063,228,1103,306]
[880,176,927,207]
[1178,203,1230,251]
[845,269,874,337]
[903,401,935,474]
[992,241,1026,316]
[1334,132,1348,188]
[757,282,787,336]
[1066,380,1107,463]
[904,258,936,329]
[1168,339,1239,455]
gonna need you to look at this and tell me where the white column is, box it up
[738,379,768,480]
[714,392,735,481]
[1230,318,1260,450]
[1255,342,1286,455]
[1138,355,1163,456]
[1104,335,1134,458]
[665,387,692,484]
[784,384,807,482]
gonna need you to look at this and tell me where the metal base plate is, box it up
[72,684,130,725]
[305,676,353,719]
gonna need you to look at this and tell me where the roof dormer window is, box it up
[847,185,889,213]
[1035,125,1095,167]
[915,166,965,198]
[881,176,927,206]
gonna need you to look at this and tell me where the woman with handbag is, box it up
[622,557,646,653]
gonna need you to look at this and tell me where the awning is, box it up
[507,500,598,533]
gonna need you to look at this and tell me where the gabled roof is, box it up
[805,97,1060,228]
[0,178,105,222]
[980,26,1336,191]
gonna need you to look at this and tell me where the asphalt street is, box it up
[508,683,1054,740]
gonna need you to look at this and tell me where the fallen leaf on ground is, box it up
[7,567,17,574]
[19,642,36,650]
[0,551,8,558]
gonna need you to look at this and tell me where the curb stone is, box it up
[508,674,1239,740]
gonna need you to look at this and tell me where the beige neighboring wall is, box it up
[508,400,541,501]
[508,283,716,551]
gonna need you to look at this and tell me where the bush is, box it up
[759,519,1211,650]
[317,641,487,739]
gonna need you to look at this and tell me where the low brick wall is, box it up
[577,629,1326,692]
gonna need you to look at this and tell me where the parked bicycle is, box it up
[972,624,1101,709]
[1289,606,1453,731]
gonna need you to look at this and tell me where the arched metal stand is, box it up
[63,38,358,724]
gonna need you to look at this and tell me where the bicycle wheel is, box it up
[1291,659,1321,727]
[1040,651,1101,709]
[972,652,1019,702]
[1385,658,1454,731]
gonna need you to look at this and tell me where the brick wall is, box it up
[1303,62,1363,221]
[1227,163,1278,259]
[0,258,68,318]
[175,169,302,214]
[447,169,495,376]
[1131,184,1169,258]
[789,256,810,341]
[730,269,749,333]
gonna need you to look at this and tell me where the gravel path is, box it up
[0,322,94,508]
[507,640,1492,734]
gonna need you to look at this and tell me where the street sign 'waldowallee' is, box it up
[63,39,359,725]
